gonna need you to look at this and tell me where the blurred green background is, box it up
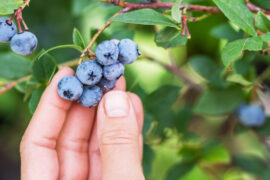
[1,0,270,179]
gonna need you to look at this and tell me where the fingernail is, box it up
[104,91,130,117]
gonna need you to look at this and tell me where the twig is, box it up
[95,0,270,14]
[141,55,201,90]
[79,8,131,64]
[0,75,31,95]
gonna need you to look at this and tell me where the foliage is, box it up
[1,0,270,179]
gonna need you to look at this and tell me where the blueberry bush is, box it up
[1,0,270,179]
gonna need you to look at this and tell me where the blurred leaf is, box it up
[174,107,192,133]
[155,28,187,48]
[234,154,267,176]
[171,0,182,23]
[37,44,83,60]
[261,32,270,43]
[0,52,31,80]
[143,143,155,176]
[112,9,178,28]
[212,0,256,36]
[221,37,263,67]
[28,87,45,114]
[110,29,135,40]
[189,55,217,80]
[201,142,230,164]
[195,86,244,115]
[226,74,252,86]
[262,168,270,180]
[145,85,181,113]
[73,28,86,49]
[23,77,40,101]
[32,50,58,83]
[0,0,22,15]
[143,112,154,137]
[211,23,244,41]
[250,0,270,10]
[15,81,27,93]
[165,161,195,180]
[256,12,270,33]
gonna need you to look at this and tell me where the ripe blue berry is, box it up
[0,17,17,42]
[76,60,103,86]
[95,40,119,65]
[118,39,140,64]
[237,104,266,127]
[10,31,38,55]
[103,62,125,81]
[78,86,103,107]
[57,76,83,101]
[97,78,116,92]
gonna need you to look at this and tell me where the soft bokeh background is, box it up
[1,0,270,179]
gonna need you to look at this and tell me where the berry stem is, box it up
[79,8,131,64]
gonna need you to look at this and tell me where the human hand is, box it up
[20,67,145,180]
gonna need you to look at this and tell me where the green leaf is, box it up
[143,144,155,176]
[171,0,182,23]
[212,0,256,36]
[155,27,187,48]
[261,32,270,43]
[201,142,230,164]
[189,55,217,80]
[73,28,86,49]
[111,9,178,28]
[37,44,83,60]
[0,0,23,15]
[211,23,244,41]
[256,11,270,33]
[221,37,263,67]
[28,87,45,114]
[234,154,267,175]
[0,52,31,80]
[195,86,244,115]
[165,161,195,180]
[32,50,58,83]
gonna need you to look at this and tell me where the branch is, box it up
[79,8,131,63]
[141,55,201,90]
[0,75,31,95]
[96,0,270,14]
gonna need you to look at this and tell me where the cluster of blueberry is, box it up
[0,17,37,55]
[237,104,266,127]
[57,39,140,107]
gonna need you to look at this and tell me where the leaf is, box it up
[211,23,244,41]
[189,55,217,80]
[165,161,195,180]
[195,86,244,115]
[143,144,155,176]
[256,11,270,33]
[212,0,256,36]
[111,9,178,28]
[73,28,86,49]
[155,27,180,43]
[234,154,267,175]
[37,44,83,60]
[171,0,182,23]
[155,28,187,48]
[32,50,58,83]
[0,52,31,80]
[221,37,263,67]
[0,0,23,15]
[201,142,230,164]
[28,87,45,114]
[261,32,270,43]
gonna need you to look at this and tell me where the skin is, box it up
[20,67,145,180]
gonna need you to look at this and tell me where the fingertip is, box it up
[113,76,126,91]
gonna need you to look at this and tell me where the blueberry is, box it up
[10,31,38,55]
[95,40,119,65]
[0,17,17,42]
[237,104,266,127]
[118,39,140,64]
[78,86,103,108]
[103,62,124,81]
[76,60,103,86]
[57,76,83,101]
[111,39,120,45]
[97,78,116,92]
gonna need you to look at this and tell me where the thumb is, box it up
[97,91,144,180]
